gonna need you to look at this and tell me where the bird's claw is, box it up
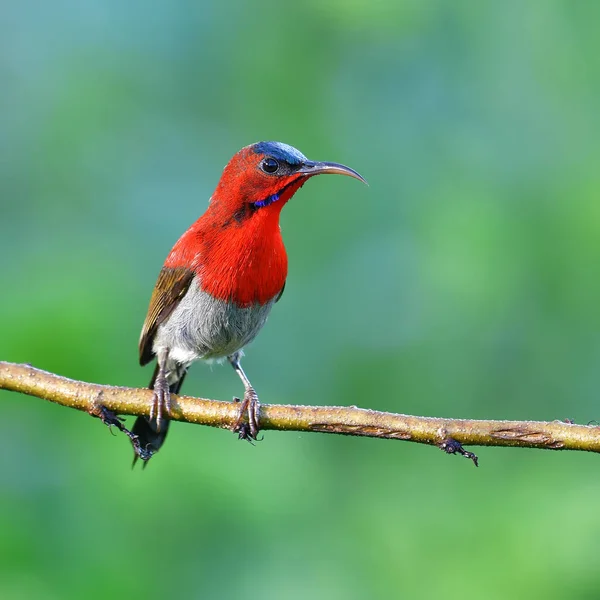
[149,378,171,433]
[232,387,261,442]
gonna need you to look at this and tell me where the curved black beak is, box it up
[298,161,368,185]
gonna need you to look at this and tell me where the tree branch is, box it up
[1,361,599,464]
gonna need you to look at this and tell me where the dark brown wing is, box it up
[139,266,195,365]
[276,280,286,303]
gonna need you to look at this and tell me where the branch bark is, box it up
[1,361,599,464]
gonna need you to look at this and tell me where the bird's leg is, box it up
[228,351,260,440]
[150,348,171,433]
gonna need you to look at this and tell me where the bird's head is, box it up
[210,141,366,222]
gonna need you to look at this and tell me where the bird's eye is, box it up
[261,158,279,174]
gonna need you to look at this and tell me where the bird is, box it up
[132,141,366,465]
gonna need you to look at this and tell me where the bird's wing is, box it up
[139,266,195,366]
[276,280,286,302]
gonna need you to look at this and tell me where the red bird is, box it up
[133,141,366,464]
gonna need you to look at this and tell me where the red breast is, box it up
[160,142,366,307]
[164,180,305,307]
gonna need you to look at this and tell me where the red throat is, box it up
[165,178,305,307]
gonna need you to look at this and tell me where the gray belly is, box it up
[153,276,276,366]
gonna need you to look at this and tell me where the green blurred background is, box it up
[2,1,600,598]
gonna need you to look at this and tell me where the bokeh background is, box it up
[2,1,600,598]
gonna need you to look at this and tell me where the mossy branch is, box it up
[1,361,599,465]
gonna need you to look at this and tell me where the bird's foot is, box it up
[232,387,261,442]
[149,374,171,433]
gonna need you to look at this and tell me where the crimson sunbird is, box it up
[133,141,366,464]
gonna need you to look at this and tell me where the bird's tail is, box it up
[131,364,186,468]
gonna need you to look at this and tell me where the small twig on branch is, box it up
[1,361,600,465]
